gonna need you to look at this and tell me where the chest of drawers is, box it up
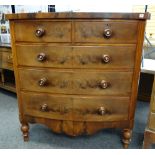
[6,12,150,148]
[0,45,16,92]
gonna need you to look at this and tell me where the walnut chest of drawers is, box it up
[6,12,150,148]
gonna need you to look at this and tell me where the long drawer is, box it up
[21,92,129,122]
[19,68,133,95]
[14,21,71,42]
[16,45,136,69]
[74,21,138,43]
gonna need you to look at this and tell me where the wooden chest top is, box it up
[5,12,150,20]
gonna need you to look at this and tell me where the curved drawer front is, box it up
[21,92,129,121]
[14,21,71,42]
[16,45,73,68]
[19,68,133,95]
[16,45,136,69]
[74,21,138,43]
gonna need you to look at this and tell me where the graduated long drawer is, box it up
[16,45,136,69]
[21,92,129,122]
[18,68,133,95]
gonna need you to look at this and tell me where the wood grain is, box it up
[18,68,133,95]
[14,21,72,42]
[16,44,136,69]
[21,92,129,122]
[7,12,149,147]
[5,12,151,20]
[74,21,138,43]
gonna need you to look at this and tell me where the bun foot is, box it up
[122,129,132,149]
[21,124,29,141]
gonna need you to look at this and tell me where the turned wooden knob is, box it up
[7,55,13,61]
[80,57,88,65]
[100,80,110,89]
[35,28,45,37]
[38,78,47,86]
[103,28,112,38]
[98,107,106,115]
[80,81,87,89]
[40,104,48,112]
[37,53,46,62]
[102,54,110,63]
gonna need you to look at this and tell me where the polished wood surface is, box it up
[16,45,136,69]
[14,21,71,42]
[19,68,133,95]
[5,12,151,20]
[22,92,129,122]
[7,12,149,148]
[74,21,138,43]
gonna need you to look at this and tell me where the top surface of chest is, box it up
[6,12,150,44]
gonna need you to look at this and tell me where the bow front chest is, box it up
[6,12,150,148]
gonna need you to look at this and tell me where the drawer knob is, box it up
[37,53,46,62]
[98,107,106,115]
[38,78,47,86]
[80,57,88,65]
[80,81,87,89]
[35,28,45,37]
[40,104,48,112]
[104,28,112,38]
[102,54,110,63]
[7,55,13,61]
[100,80,110,89]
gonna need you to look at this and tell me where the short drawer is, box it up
[74,21,138,43]
[14,21,71,42]
[21,92,129,122]
[2,52,13,70]
[148,113,155,130]
[19,68,133,95]
[16,45,136,69]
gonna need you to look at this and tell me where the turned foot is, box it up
[122,129,132,149]
[21,124,29,141]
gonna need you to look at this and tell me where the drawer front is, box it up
[74,21,138,43]
[16,45,136,69]
[148,113,155,130]
[2,52,13,70]
[19,68,133,95]
[73,95,129,121]
[14,21,71,42]
[72,45,135,69]
[16,45,73,68]
[21,92,129,121]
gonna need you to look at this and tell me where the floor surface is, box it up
[0,89,155,149]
